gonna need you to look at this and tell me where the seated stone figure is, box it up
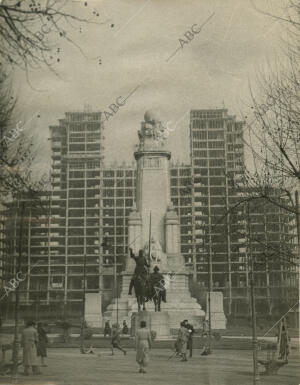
[143,237,168,268]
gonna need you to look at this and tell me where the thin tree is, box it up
[0,66,50,375]
[0,0,107,74]
[242,0,300,215]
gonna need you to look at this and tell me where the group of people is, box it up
[105,319,153,374]
[0,317,210,376]
[134,319,196,373]
[103,318,196,373]
[21,320,48,375]
[176,319,195,361]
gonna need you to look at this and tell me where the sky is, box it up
[11,0,286,177]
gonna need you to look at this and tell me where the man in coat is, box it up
[21,321,40,375]
[183,319,195,358]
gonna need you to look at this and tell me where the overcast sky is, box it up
[12,0,286,176]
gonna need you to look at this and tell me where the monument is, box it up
[103,110,205,336]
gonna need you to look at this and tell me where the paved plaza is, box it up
[0,348,299,385]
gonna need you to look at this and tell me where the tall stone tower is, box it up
[104,110,204,329]
[135,110,171,252]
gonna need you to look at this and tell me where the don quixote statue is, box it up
[128,247,166,312]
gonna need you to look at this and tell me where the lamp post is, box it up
[246,201,259,384]
[12,199,26,375]
[116,268,119,326]
[295,190,300,262]
[35,283,41,321]
[207,250,212,354]
[80,253,87,354]
[113,248,119,325]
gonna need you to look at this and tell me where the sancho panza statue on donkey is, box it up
[128,248,166,311]
[148,265,166,312]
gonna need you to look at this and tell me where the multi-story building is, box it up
[188,109,298,317]
[188,109,245,314]
[0,108,298,321]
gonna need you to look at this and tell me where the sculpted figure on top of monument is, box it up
[137,109,168,148]
[143,237,167,268]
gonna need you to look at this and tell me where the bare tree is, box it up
[243,0,300,215]
[0,76,49,202]
[0,76,49,372]
[0,0,106,74]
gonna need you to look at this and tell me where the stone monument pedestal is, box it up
[104,271,205,329]
[131,311,171,339]
[206,291,226,330]
[85,293,102,327]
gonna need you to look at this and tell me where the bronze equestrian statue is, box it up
[128,247,150,311]
[128,248,167,312]
[148,266,166,312]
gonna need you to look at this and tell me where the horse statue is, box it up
[128,248,150,311]
[148,266,166,312]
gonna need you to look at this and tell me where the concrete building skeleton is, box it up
[0,108,298,322]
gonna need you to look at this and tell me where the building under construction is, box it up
[0,109,298,322]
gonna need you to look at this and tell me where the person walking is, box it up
[176,321,189,362]
[278,318,290,362]
[60,320,71,343]
[37,322,48,367]
[21,320,40,375]
[122,320,129,335]
[104,321,111,338]
[202,319,209,337]
[201,319,210,355]
[111,324,126,355]
[183,319,195,358]
[136,320,152,373]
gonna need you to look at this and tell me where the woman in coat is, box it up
[135,320,152,373]
[177,321,189,362]
[21,321,40,375]
[37,322,48,366]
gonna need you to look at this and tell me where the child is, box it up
[111,324,126,355]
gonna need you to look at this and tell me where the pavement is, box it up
[0,348,299,385]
